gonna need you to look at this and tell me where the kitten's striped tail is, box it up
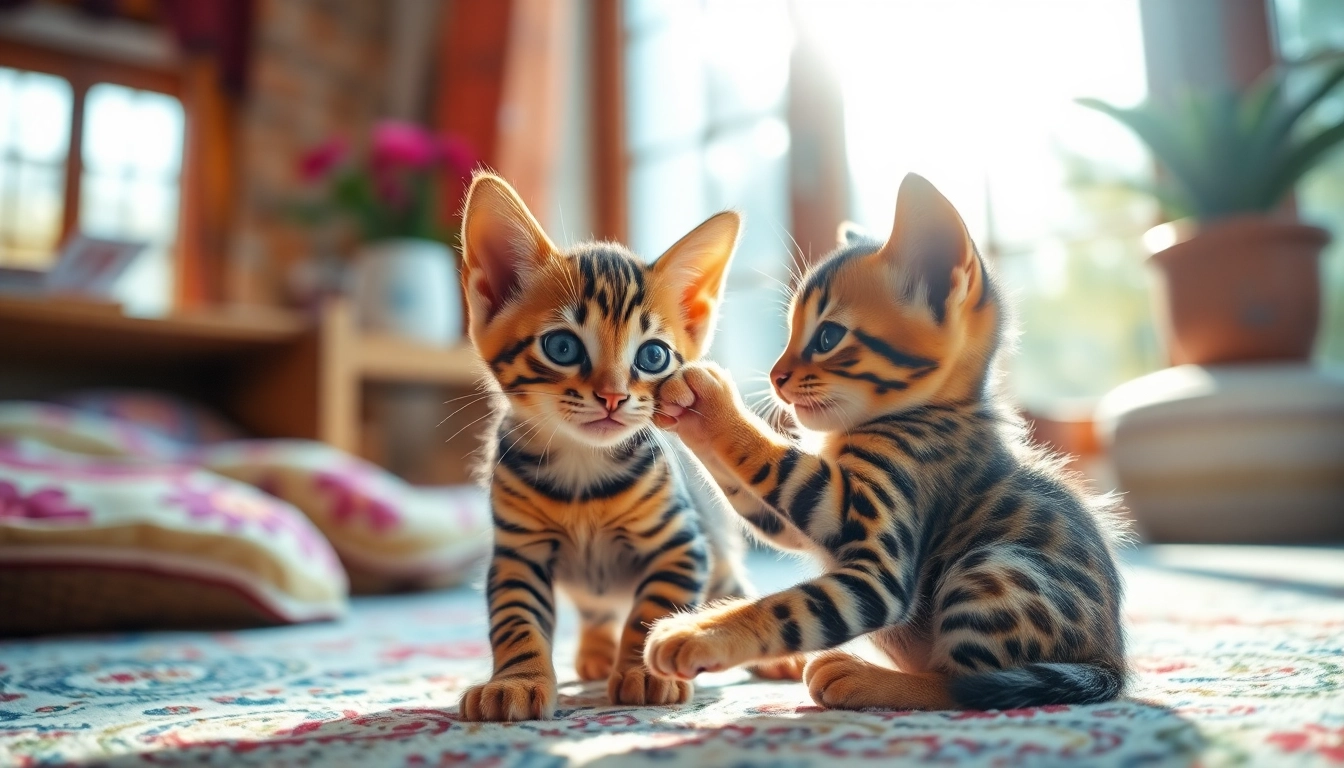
[949,662,1122,710]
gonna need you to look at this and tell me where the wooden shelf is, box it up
[0,296,307,364]
[0,296,486,479]
[354,334,482,386]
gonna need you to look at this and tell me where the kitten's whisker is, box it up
[438,394,499,426]
[437,390,571,428]
[441,388,495,405]
[440,388,567,415]
[752,266,791,293]
[537,417,565,473]
[495,414,551,473]
[646,428,691,489]
[765,216,806,280]
[443,409,499,445]
[496,414,542,445]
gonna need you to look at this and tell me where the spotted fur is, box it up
[645,173,1127,711]
[456,174,801,722]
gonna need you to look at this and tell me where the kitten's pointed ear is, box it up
[652,211,741,355]
[461,173,556,328]
[876,173,979,323]
[837,221,870,245]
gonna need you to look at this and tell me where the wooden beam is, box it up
[591,0,627,242]
[178,54,237,307]
[385,0,443,121]
[59,80,86,244]
[434,0,513,173]
[494,0,573,215]
[0,37,180,95]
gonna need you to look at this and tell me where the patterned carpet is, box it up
[1,546,1341,767]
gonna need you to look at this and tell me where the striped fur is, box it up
[646,174,1128,711]
[456,174,801,722]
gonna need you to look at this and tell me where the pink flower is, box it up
[299,137,348,181]
[314,470,401,533]
[0,481,90,523]
[162,478,339,572]
[373,167,411,210]
[371,120,441,169]
[437,135,476,179]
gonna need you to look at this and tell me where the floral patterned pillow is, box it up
[196,440,491,593]
[0,438,347,636]
[53,389,245,447]
[0,401,182,459]
[0,401,491,596]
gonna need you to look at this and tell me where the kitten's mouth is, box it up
[581,416,628,435]
[793,399,831,416]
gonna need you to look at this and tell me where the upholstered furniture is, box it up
[1096,364,1344,543]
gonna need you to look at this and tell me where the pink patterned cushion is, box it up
[0,438,347,636]
[0,401,490,597]
[0,401,181,459]
[196,440,490,593]
[53,389,245,447]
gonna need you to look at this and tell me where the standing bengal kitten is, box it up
[456,174,801,722]
[645,173,1127,711]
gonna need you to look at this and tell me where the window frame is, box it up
[0,39,183,274]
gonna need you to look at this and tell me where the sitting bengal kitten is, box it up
[646,173,1127,711]
[456,174,802,722]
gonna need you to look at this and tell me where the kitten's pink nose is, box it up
[596,390,630,412]
[772,369,792,390]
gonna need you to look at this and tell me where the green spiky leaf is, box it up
[1261,121,1344,209]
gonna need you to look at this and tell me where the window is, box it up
[802,0,1159,413]
[79,83,185,316]
[0,67,72,267]
[621,0,1160,410]
[624,0,795,388]
[0,49,184,316]
[1273,0,1344,365]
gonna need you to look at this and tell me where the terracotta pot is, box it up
[1144,216,1329,365]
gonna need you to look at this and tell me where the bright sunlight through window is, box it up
[624,0,1160,409]
[800,0,1159,411]
[80,83,185,316]
[0,67,72,268]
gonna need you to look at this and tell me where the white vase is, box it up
[351,238,462,346]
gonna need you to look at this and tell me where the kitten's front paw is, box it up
[655,363,742,444]
[576,649,613,683]
[803,651,870,709]
[654,371,696,426]
[458,675,557,721]
[607,665,693,706]
[749,654,807,681]
[644,610,742,680]
[679,362,738,417]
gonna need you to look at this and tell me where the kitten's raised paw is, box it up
[749,654,806,681]
[644,613,737,680]
[458,675,557,721]
[803,651,871,710]
[607,665,693,706]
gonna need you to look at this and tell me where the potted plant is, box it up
[296,121,475,346]
[1078,59,1344,365]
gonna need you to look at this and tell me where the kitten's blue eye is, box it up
[634,341,671,373]
[542,331,584,366]
[812,321,846,354]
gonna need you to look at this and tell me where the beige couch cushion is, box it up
[1095,364,1344,543]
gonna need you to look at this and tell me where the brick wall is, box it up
[228,0,392,306]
